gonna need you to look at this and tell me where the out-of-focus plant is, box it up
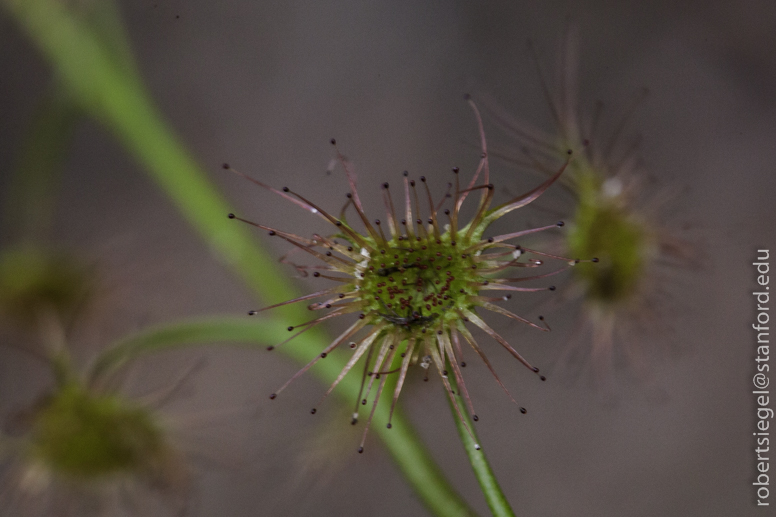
[478,28,695,385]
[0,244,292,515]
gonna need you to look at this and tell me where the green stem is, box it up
[448,370,517,517]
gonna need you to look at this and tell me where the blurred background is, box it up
[1,0,775,515]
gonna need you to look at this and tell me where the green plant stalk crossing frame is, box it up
[4,0,519,514]
[447,369,516,517]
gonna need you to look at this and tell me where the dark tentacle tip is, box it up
[540,375,547,381]
[567,149,573,155]
[548,286,556,291]
[452,167,459,173]
[532,367,540,373]
[403,170,409,177]
[228,213,235,219]
[556,221,565,227]
[592,257,600,263]
[269,393,277,400]
[266,346,274,351]
[310,408,317,414]
[282,186,289,192]
[472,415,479,422]
[330,138,336,145]
[520,407,527,414]
[248,310,257,315]
[222,163,230,169]
[474,444,481,450]
[287,326,294,331]
[320,352,327,358]
[351,418,358,425]
[358,447,364,454]
[463,93,471,100]
[382,182,389,189]
[386,423,392,429]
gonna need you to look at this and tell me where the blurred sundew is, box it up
[477,27,697,389]
[0,245,260,516]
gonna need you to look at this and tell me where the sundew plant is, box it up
[0,244,291,516]
[226,99,588,455]
[479,30,694,383]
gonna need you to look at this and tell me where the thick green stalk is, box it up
[4,1,477,515]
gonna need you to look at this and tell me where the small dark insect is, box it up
[376,263,421,276]
[378,306,437,329]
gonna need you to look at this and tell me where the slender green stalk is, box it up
[448,371,517,517]
[3,1,480,514]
